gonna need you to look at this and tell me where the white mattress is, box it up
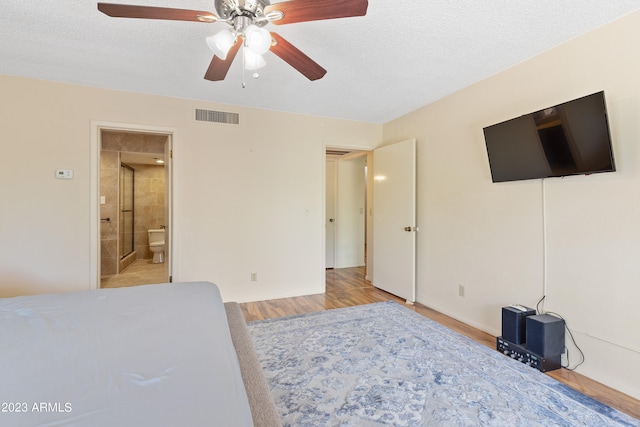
[0,282,253,427]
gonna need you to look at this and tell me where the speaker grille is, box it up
[526,314,565,356]
[195,108,239,125]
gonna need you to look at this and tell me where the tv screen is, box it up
[483,91,615,183]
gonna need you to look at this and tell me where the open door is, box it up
[372,139,416,302]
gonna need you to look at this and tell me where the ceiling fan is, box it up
[97,0,368,82]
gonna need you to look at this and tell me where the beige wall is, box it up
[0,75,382,301]
[383,11,640,399]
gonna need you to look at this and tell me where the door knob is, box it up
[404,226,417,232]
[329,218,334,222]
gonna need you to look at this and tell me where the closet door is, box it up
[373,138,416,302]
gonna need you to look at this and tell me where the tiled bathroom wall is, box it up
[101,131,167,155]
[100,151,119,276]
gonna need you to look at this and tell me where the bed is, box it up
[0,281,281,427]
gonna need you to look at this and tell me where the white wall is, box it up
[0,75,381,302]
[335,156,366,268]
[383,11,640,399]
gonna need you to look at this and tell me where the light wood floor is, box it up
[240,266,640,421]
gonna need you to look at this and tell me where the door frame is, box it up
[90,121,178,289]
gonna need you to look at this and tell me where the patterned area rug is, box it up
[247,301,640,427]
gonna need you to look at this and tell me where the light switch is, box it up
[100,196,106,205]
[55,169,74,179]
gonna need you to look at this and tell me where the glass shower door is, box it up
[120,164,134,259]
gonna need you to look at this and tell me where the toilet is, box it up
[148,229,165,264]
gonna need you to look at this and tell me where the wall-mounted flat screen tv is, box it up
[483,91,615,183]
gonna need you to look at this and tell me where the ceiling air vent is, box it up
[326,149,352,156]
[195,108,240,125]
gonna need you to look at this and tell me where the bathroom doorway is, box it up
[97,128,173,288]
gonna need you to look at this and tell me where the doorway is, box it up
[92,124,174,289]
[325,149,369,274]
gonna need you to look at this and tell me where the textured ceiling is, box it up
[2,1,640,123]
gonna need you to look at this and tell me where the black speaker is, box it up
[526,314,565,356]
[501,305,536,345]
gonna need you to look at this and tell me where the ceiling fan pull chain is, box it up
[241,44,246,88]
[252,53,260,79]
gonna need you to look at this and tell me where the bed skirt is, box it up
[225,302,282,427]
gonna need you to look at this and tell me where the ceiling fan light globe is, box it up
[206,29,235,59]
[244,49,266,70]
[245,24,271,54]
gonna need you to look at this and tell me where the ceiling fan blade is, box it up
[270,33,327,81]
[265,0,368,25]
[97,3,217,22]
[204,38,242,81]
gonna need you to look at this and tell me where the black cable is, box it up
[535,295,546,315]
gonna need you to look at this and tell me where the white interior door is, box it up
[372,139,416,302]
[325,159,336,269]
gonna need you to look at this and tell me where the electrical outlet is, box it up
[251,272,258,282]
[55,169,74,179]
[458,284,465,297]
